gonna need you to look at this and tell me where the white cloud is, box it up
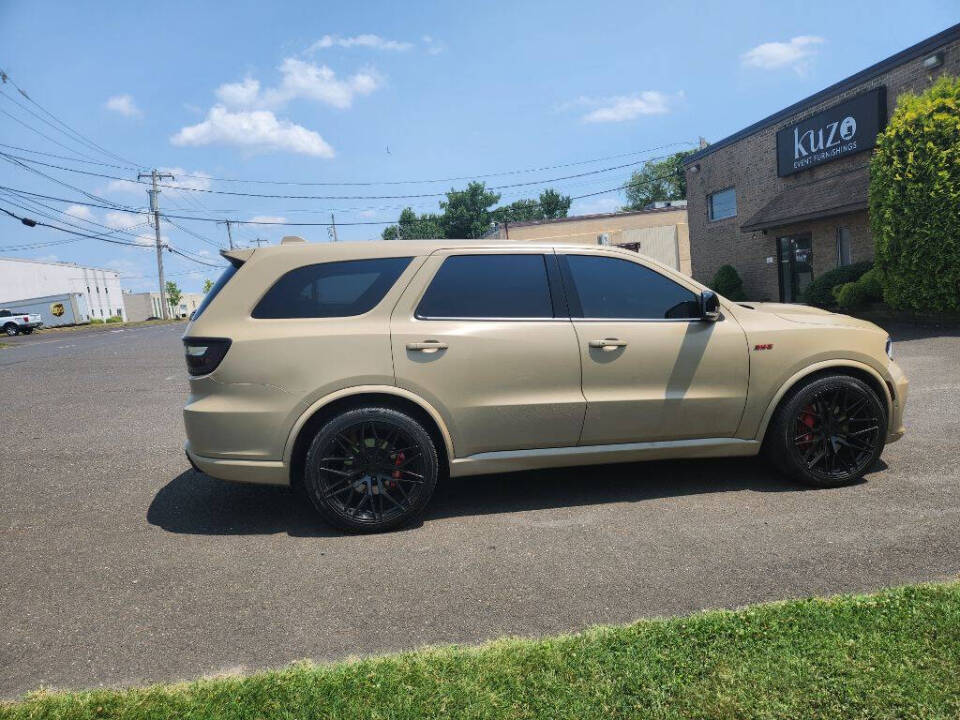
[216,59,381,111]
[576,91,677,123]
[422,35,445,55]
[64,204,94,220]
[104,211,137,229]
[216,77,261,107]
[105,94,141,117]
[249,215,287,224]
[741,36,825,74]
[171,106,335,157]
[308,34,412,52]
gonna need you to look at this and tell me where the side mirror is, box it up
[700,290,721,321]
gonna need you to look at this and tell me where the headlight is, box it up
[885,337,894,361]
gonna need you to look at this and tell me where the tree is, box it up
[538,188,572,219]
[439,181,501,238]
[381,184,571,239]
[622,149,698,211]
[202,278,214,293]
[165,281,182,313]
[869,74,960,311]
[382,208,444,240]
[490,189,572,225]
[711,265,746,301]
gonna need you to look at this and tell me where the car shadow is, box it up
[148,455,879,537]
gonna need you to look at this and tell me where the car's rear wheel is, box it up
[304,407,439,533]
[3,323,18,336]
[765,374,887,488]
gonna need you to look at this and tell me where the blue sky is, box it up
[0,0,956,292]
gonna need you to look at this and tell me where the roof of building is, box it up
[498,205,687,230]
[683,23,960,166]
[739,167,870,233]
[0,256,122,274]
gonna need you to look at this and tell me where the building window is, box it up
[708,188,737,221]
[837,227,852,266]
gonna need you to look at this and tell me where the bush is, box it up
[869,74,960,312]
[105,315,123,323]
[88,318,104,324]
[711,264,747,300]
[834,281,867,308]
[833,267,885,309]
[801,261,873,307]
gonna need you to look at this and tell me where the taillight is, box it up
[183,337,231,376]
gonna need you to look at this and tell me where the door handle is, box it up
[406,340,448,353]
[588,338,628,350]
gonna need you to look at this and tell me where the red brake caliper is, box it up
[797,404,816,448]
[390,451,405,488]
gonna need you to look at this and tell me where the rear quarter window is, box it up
[252,257,412,319]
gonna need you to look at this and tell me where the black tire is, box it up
[3,323,18,337]
[764,374,887,488]
[303,406,439,533]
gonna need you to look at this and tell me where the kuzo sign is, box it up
[776,87,886,176]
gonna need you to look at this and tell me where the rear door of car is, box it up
[391,248,585,458]
[556,248,749,445]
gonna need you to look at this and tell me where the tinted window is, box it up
[562,255,700,319]
[191,264,238,321]
[417,254,553,319]
[253,257,411,319]
[708,187,737,220]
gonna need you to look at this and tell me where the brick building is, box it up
[683,24,960,302]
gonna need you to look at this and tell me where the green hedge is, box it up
[869,74,960,312]
[711,264,746,300]
[801,261,873,308]
[834,267,885,309]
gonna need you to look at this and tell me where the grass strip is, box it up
[3,582,959,719]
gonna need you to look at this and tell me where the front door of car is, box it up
[391,250,585,458]
[556,250,749,445]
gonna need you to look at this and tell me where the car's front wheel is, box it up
[304,406,439,533]
[765,374,887,488]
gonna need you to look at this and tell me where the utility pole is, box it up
[252,237,268,247]
[138,169,175,319]
[328,213,339,242]
[218,220,235,249]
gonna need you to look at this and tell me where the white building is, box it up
[123,291,206,321]
[0,257,127,321]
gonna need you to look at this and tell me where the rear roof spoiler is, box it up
[220,248,255,268]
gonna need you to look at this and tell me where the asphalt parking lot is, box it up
[1,321,958,697]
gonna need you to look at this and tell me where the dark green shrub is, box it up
[88,318,104,324]
[801,261,873,307]
[869,74,960,312]
[105,315,123,324]
[711,264,746,300]
[834,281,866,308]
[856,267,883,302]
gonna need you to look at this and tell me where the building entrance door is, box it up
[777,234,814,303]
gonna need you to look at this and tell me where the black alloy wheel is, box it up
[766,374,887,488]
[304,407,439,532]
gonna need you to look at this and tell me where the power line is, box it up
[0,205,154,247]
[159,142,697,187]
[0,149,676,200]
[0,67,144,167]
[0,142,136,169]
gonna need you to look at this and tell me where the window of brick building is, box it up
[836,227,852,266]
[708,188,737,221]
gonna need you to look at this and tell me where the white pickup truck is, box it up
[0,309,43,336]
